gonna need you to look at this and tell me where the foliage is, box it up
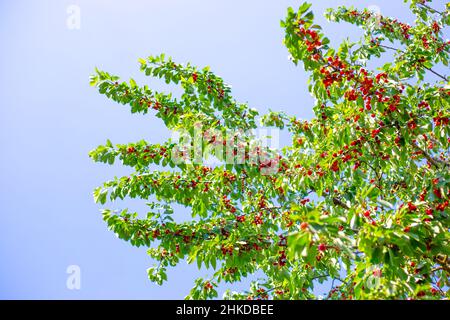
[90,1,450,299]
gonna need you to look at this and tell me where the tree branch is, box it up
[435,254,450,274]
[332,197,350,210]
[411,143,450,169]
[379,45,448,81]
[417,3,445,16]
[424,66,448,82]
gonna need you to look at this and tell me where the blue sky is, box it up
[0,0,448,299]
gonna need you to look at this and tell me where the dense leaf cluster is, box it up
[90,1,450,299]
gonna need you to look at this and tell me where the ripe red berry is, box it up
[300,222,308,230]
[203,281,213,290]
[371,128,381,138]
[345,89,358,101]
[433,188,442,199]
[253,214,263,225]
[331,160,339,172]
[318,243,327,252]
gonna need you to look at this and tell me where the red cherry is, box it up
[433,188,442,199]
[318,243,327,252]
[331,160,340,172]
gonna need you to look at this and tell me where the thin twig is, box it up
[412,143,450,169]
[424,66,448,82]
[431,266,443,273]
[418,3,445,16]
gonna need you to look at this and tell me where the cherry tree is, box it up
[89,1,450,299]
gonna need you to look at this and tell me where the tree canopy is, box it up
[89,1,450,299]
